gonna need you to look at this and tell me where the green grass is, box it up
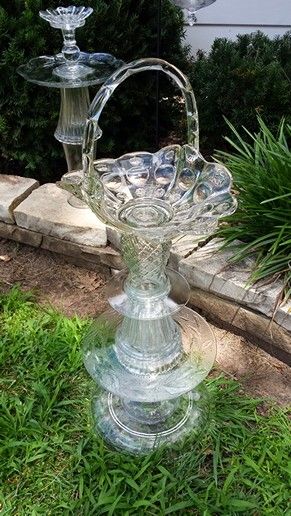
[216,117,291,302]
[0,287,290,515]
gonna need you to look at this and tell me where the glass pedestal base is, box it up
[92,385,209,454]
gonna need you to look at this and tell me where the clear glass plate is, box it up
[18,53,124,89]
[83,306,216,402]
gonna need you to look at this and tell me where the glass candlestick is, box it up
[39,5,94,79]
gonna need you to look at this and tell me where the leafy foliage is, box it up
[1,287,290,515]
[191,31,291,156]
[2,11,291,184]
[216,117,291,301]
[0,0,190,181]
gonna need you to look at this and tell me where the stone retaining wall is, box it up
[1,174,290,364]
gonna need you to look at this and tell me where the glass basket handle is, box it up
[82,58,199,173]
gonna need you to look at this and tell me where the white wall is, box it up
[185,0,291,54]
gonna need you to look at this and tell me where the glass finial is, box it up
[39,5,94,78]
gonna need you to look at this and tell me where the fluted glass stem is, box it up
[55,87,90,172]
[55,87,90,145]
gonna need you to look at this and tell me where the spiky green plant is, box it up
[216,117,291,301]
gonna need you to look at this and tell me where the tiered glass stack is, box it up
[59,58,237,454]
[18,5,123,173]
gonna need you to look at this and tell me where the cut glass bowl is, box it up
[62,144,237,241]
[83,307,217,402]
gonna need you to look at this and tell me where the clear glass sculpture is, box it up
[18,5,123,174]
[59,58,237,454]
[172,0,217,25]
[18,4,123,208]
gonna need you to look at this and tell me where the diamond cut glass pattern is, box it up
[59,58,237,454]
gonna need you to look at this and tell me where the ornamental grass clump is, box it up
[216,117,291,301]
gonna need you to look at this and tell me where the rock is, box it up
[189,287,240,325]
[273,301,291,333]
[0,220,43,247]
[180,239,284,318]
[41,234,123,270]
[232,306,291,362]
[14,183,107,247]
[107,226,121,249]
[188,287,291,365]
[97,247,123,270]
[169,234,202,269]
[41,234,101,259]
[179,238,224,290]
[0,174,39,223]
[62,254,109,274]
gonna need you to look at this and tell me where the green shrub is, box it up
[0,0,190,182]
[216,117,291,301]
[191,31,291,156]
[3,10,291,184]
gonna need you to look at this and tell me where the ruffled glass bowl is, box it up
[62,144,237,240]
[39,5,93,29]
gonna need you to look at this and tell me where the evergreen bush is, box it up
[191,31,291,156]
[2,7,291,184]
[0,0,190,181]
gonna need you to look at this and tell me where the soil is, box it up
[1,237,290,406]
[0,238,108,318]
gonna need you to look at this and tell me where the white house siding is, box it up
[185,0,291,54]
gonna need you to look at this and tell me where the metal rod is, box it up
[155,0,162,149]
[189,22,291,28]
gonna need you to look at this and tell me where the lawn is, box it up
[0,288,290,515]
